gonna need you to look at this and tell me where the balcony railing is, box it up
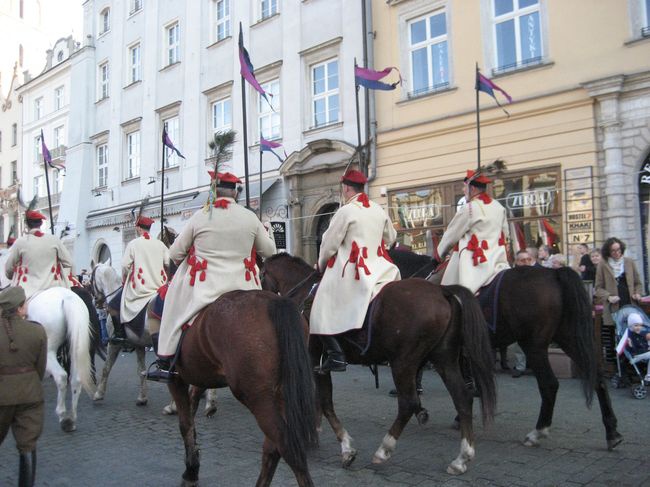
[643,26,650,38]
[37,193,61,209]
[407,81,450,99]
[38,145,67,164]
[492,56,543,76]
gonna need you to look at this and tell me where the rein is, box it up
[91,265,122,308]
[285,270,320,300]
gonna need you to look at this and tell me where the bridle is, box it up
[90,265,122,309]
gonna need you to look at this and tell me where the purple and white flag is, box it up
[355,66,402,91]
[260,135,286,163]
[239,23,273,110]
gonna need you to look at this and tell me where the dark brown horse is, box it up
[388,248,623,451]
[261,253,497,475]
[167,290,318,487]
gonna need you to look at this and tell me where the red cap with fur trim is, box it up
[464,169,492,185]
[25,210,46,220]
[136,216,154,227]
[6,237,16,246]
[341,169,367,185]
[216,172,242,188]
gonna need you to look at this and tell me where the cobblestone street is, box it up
[1,351,648,486]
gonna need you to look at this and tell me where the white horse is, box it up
[90,262,217,415]
[27,287,95,432]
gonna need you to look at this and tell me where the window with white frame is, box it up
[166,22,180,66]
[11,124,17,146]
[128,43,141,83]
[211,98,232,133]
[215,0,230,41]
[163,117,180,167]
[52,170,63,194]
[96,144,108,187]
[11,161,17,184]
[311,59,339,128]
[100,7,110,34]
[645,0,650,30]
[33,175,44,198]
[54,126,65,148]
[98,62,110,100]
[492,0,542,73]
[54,86,64,110]
[258,79,280,140]
[130,0,142,15]
[0,131,2,152]
[409,10,449,97]
[126,131,141,179]
[34,97,43,120]
[261,0,278,19]
[34,136,42,162]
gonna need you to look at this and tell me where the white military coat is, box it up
[435,192,510,294]
[4,229,75,299]
[158,197,277,357]
[0,249,11,288]
[310,193,400,335]
[120,232,170,322]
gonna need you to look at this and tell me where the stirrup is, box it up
[144,360,176,383]
[314,355,347,374]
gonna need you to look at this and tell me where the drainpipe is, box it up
[363,0,378,183]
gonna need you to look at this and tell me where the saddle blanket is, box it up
[477,269,508,333]
[108,289,148,338]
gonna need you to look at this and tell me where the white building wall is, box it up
[61,0,365,269]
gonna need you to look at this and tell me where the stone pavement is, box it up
[1,351,648,486]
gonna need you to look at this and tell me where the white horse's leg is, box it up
[68,356,83,432]
[524,427,550,447]
[47,350,72,431]
[204,389,217,417]
[135,346,148,406]
[162,399,177,415]
[94,342,121,401]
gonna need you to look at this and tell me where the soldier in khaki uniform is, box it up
[4,210,75,299]
[107,216,169,343]
[434,169,511,294]
[310,169,401,373]
[0,286,47,487]
[149,173,276,381]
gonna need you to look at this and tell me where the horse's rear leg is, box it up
[437,362,475,475]
[47,350,73,431]
[524,348,558,447]
[168,378,200,487]
[94,342,121,401]
[204,388,218,417]
[372,363,421,465]
[256,437,281,487]
[135,346,148,406]
[315,372,356,467]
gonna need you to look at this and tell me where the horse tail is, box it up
[268,297,318,466]
[444,285,497,425]
[63,292,95,397]
[555,267,596,407]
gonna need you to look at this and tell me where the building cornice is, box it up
[298,37,343,58]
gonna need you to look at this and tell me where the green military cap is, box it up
[0,286,26,310]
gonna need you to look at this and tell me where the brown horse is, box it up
[261,253,497,475]
[388,248,623,451]
[166,290,318,487]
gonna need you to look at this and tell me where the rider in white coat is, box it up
[310,169,400,373]
[434,169,510,294]
[0,236,16,289]
[4,211,75,299]
[148,172,277,382]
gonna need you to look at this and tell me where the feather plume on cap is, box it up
[468,159,507,185]
[133,195,150,225]
[206,130,237,213]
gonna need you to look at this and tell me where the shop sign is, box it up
[568,221,593,232]
[564,167,594,245]
[640,161,650,184]
[506,189,555,213]
[271,221,286,250]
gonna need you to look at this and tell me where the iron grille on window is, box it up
[642,26,650,37]
[407,81,450,99]
[492,56,543,75]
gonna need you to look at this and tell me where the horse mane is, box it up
[266,252,313,272]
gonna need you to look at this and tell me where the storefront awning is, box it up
[182,178,279,211]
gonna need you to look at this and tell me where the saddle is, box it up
[107,288,149,339]
[340,299,379,356]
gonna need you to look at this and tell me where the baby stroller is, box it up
[610,304,650,399]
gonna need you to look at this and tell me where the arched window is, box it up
[57,51,64,62]
[97,243,111,265]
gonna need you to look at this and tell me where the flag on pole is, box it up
[615,329,629,356]
[355,66,402,91]
[238,23,273,109]
[476,71,512,116]
[40,129,65,170]
[260,135,286,163]
[162,126,185,159]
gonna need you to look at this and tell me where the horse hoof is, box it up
[136,398,148,407]
[341,450,357,468]
[204,406,217,418]
[447,462,467,475]
[451,419,460,430]
[607,433,623,451]
[93,392,104,401]
[416,408,429,425]
[60,418,76,433]
[162,405,177,416]
[180,479,199,487]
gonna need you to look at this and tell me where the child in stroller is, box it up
[612,305,650,399]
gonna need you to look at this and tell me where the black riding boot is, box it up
[145,333,175,383]
[110,318,127,344]
[315,335,347,373]
[18,451,35,487]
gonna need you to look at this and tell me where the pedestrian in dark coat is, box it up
[0,286,47,487]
